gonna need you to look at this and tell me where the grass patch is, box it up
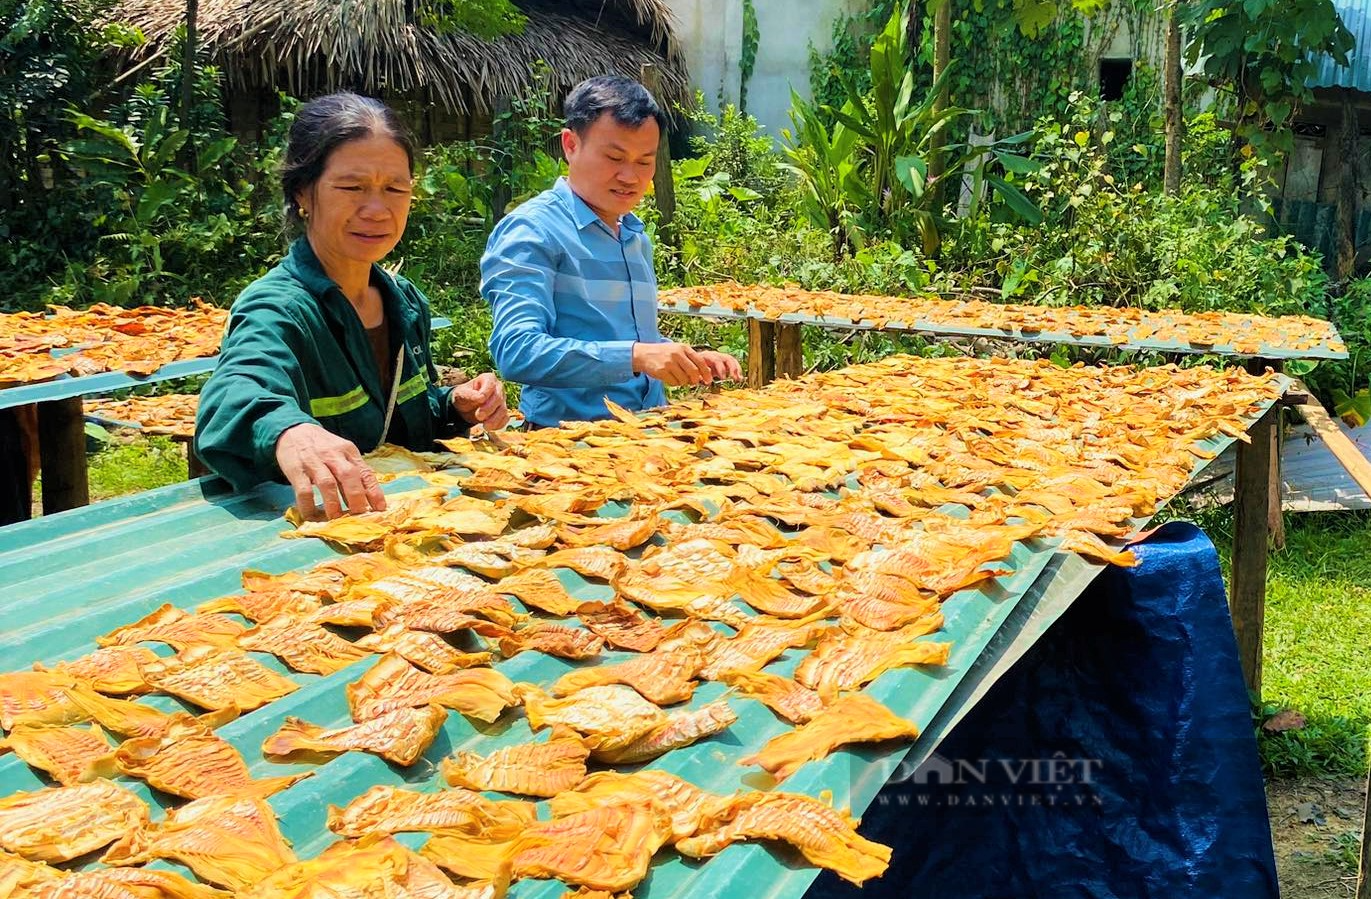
[87,435,188,501]
[1254,511,1371,778]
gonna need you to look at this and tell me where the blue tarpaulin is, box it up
[808,521,1278,899]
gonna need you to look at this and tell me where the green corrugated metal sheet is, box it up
[0,383,1283,894]
[0,318,451,411]
[1311,0,1371,91]
[660,302,1348,362]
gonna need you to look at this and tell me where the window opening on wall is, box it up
[1099,58,1133,101]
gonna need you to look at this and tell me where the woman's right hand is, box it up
[275,423,386,520]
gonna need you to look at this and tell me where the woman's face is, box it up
[297,133,413,271]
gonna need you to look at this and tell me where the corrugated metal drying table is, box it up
[0,386,1281,896]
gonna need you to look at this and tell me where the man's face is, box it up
[562,112,660,224]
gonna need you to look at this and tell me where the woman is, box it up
[195,92,508,520]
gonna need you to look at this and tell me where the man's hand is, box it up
[451,372,510,430]
[699,350,742,382]
[275,423,385,521]
[632,341,715,387]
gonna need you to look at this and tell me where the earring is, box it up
[300,208,310,220]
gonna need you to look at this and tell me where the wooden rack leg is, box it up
[0,407,33,525]
[748,319,777,388]
[1261,359,1286,550]
[1231,403,1276,698]
[776,323,803,380]
[184,438,210,479]
[38,397,90,515]
[1359,767,1371,899]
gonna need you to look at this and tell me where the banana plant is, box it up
[784,2,1041,255]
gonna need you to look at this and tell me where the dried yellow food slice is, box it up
[47,646,158,694]
[719,668,825,724]
[0,723,116,785]
[347,653,518,723]
[263,704,447,766]
[242,834,493,899]
[441,726,589,797]
[497,623,604,661]
[0,849,62,895]
[142,646,298,711]
[494,568,580,616]
[551,648,701,706]
[795,617,951,698]
[198,588,322,624]
[518,684,666,748]
[96,604,244,651]
[355,625,492,674]
[27,866,228,898]
[677,789,892,885]
[509,802,673,893]
[236,615,371,675]
[537,546,628,582]
[116,718,310,800]
[574,599,668,652]
[0,670,82,730]
[327,784,535,838]
[739,692,920,780]
[556,514,659,551]
[103,795,296,892]
[0,781,149,863]
[549,770,720,842]
[698,616,829,680]
[590,699,737,764]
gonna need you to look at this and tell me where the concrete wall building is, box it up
[665,0,870,138]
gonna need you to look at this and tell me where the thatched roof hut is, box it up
[108,0,689,139]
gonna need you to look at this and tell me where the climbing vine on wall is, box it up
[809,0,1154,136]
[740,0,760,113]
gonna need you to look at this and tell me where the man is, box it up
[481,75,741,429]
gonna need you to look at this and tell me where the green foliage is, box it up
[415,0,526,38]
[785,4,1041,255]
[47,53,284,307]
[739,0,759,114]
[1179,0,1353,155]
[687,100,794,199]
[937,93,1327,315]
[1306,277,1371,414]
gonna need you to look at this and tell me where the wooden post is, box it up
[37,397,89,515]
[747,319,777,388]
[1336,88,1361,282]
[1266,360,1286,550]
[184,438,210,479]
[640,63,676,248]
[1231,399,1276,699]
[1358,769,1371,899]
[776,322,804,379]
[0,407,33,525]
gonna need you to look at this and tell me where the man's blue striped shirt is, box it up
[480,177,667,427]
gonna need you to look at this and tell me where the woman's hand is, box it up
[452,373,510,430]
[275,423,386,521]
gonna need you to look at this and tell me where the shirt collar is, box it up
[284,236,404,300]
[554,177,645,235]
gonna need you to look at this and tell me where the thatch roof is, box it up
[108,0,690,116]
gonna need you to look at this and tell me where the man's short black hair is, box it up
[563,75,666,135]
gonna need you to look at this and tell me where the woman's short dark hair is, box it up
[563,75,666,135]
[281,91,416,228]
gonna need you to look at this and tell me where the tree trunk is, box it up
[182,0,198,161]
[928,0,952,207]
[1336,88,1360,282]
[1163,4,1183,196]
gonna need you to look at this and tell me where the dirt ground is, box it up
[1269,776,1366,898]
